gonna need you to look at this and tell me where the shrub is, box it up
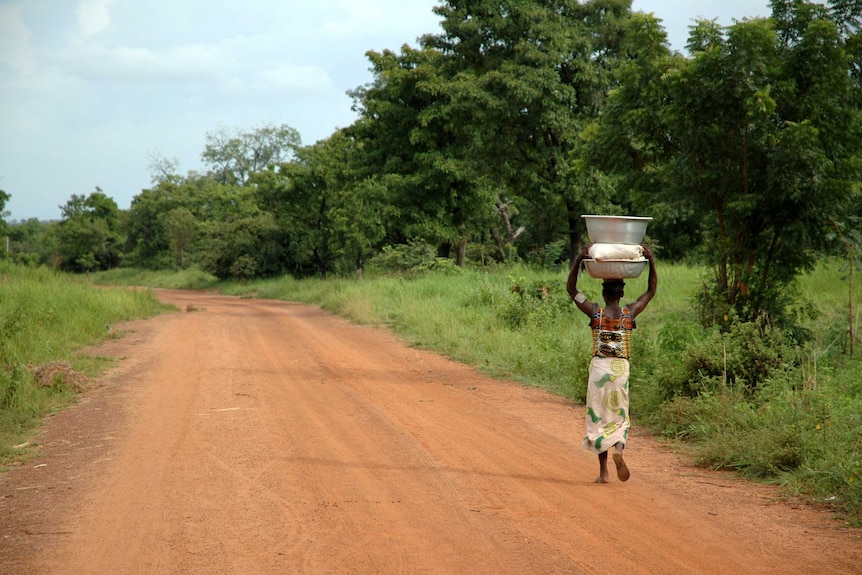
[366,241,438,275]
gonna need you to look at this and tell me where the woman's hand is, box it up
[641,243,654,260]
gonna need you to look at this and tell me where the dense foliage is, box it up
[593,1,862,324]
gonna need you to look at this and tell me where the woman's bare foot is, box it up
[613,452,630,482]
[594,470,609,484]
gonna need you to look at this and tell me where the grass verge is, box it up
[0,262,171,466]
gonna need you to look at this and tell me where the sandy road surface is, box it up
[1,289,860,574]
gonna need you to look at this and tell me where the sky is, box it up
[0,0,772,222]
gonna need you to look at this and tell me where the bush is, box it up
[366,241,438,275]
[650,319,803,401]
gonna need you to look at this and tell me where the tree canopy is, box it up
[56,188,123,273]
[592,0,862,323]
[201,123,302,186]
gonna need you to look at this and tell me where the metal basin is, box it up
[582,215,652,245]
[583,259,647,279]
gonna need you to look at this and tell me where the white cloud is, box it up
[45,37,331,97]
[0,4,35,74]
[76,0,112,37]
[51,42,232,84]
[320,0,440,40]
[255,64,332,93]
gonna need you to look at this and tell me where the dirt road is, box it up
[1,290,860,574]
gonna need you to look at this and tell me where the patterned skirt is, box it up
[583,356,630,455]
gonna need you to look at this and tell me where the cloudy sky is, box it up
[1,0,771,222]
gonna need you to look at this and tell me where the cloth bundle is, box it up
[588,243,644,261]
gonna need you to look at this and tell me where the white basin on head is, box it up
[583,259,647,279]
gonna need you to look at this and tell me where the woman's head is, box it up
[602,280,625,302]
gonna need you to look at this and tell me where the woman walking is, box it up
[567,243,657,483]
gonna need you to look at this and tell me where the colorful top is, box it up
[589,305,635,359]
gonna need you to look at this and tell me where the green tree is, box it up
[422,0,637,261]
[201,123,302,186]
[162,207,198,269]
[255,143,343,278]
[128,126,301,278]
[196,213,282,280]
[7,218,58,266]
[126,163,278,273]
[349,45,495,265]
[593,2,862,323]
[56,188,123,272]
[309,130,388,277]
[124,184,178,268]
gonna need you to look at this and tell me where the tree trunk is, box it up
[491,228,507,260]
[496,200,525,244]
[716,198,729,294]
[495,199,524,260]
[456,234,468,267]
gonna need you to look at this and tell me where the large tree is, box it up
[162,207,198,269]
[201,123,302,186]
[421,0,641,261]
[311,130,388,276]
[56,188,123,272]
[254,131,390,278]
[593,1,862,323]
[349,45,497,265]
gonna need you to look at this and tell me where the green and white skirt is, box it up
[583,356,630,455]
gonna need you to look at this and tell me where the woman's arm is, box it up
[628,244,657,318]
[567,243,595,316]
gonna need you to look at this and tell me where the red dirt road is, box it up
[2,289,860,574]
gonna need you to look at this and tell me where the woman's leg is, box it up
[596,451,610,483]
[612,442,630,481]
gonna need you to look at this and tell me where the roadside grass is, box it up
[0,263,170,465]
[95,266,219,290]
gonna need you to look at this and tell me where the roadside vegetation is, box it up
[0,263,169,466]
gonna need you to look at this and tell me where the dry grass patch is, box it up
[30,361,90,393]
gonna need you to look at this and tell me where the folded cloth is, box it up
[588,243,644,261]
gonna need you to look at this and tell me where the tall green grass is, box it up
[0,262,170,464]
[95,266,219,290]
